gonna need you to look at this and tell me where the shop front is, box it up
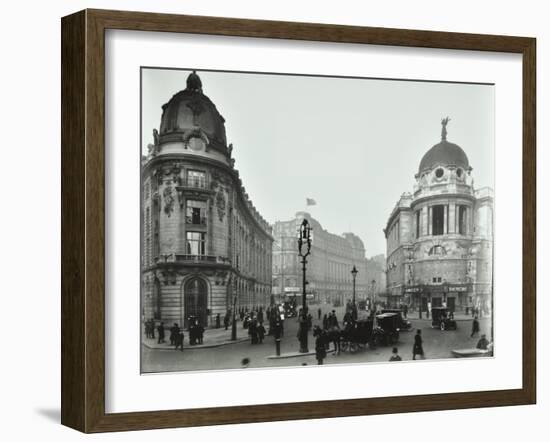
[405,283,470,316]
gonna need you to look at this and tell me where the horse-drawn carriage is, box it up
[336,312,401,353]
[340,318,374,353]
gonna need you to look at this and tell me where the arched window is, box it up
[184,277,208,327]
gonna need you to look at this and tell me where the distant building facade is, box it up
[366,254,387,303]
[384,119,493,313]
[272,212,369,305]
[141,72,273,327]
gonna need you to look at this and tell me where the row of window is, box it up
[415,204,468,237]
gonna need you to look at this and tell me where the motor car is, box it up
[431,306,458,330]
[373,312,400,346]
[381,308,412,330]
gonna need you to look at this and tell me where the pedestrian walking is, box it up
[471,316,480,338]
[169,323,179,346]
[318,307,322,320]
[157,321,165,344]
[257,322,266,343]
[174,329,185,352]
[328,310,339,328]
[412,329,425,360]
[315,328,327,365]
[215,313,221,329]
[224,312,230,330]
[389,347,402,361]
[249,319,258,344]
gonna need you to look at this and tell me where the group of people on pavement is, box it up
[143,317,206,352]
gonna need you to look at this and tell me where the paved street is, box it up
[141,305,491,373]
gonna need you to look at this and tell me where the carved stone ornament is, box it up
[160,269,178,286]
[216,190,226,222]
[163,186,175,217]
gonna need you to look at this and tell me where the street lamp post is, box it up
[351,265,358,320]
[297,219,312,353]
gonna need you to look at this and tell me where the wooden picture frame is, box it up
[61,8,536,433]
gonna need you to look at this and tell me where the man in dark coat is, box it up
[249,319,258,344]
[389,346,402,361]
[328,311,339,329]
[471,316,480,338]
[257,322,266,344]
[412,329,425,360]
[157,322,165,344]
[215,313,221,329]
[174,329,185,352]
[318,307,322,320]
[315,327,327,365]
[224,312,230,330]
[476,334,489,350]
[169,323,179,346]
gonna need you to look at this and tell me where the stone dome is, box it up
[418,140,470,174]
[418,117,470,174]
[158,71,227,149]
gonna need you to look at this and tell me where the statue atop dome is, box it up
[441,116,451,141]
[186,70,203,93]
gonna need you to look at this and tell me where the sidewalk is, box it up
[142,324,251,350]
[407,312,484,322]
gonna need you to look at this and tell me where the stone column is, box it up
[443,205,448,234]
[427,206,432,235]
[448,202,456,234]
[421,206,428,236]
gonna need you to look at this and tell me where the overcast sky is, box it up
[142,68,494,257]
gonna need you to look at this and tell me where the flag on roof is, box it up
[306,198,317,206]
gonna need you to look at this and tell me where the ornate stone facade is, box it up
[384,119,493,313]
[141,72,273,327]
[272,212,369,305]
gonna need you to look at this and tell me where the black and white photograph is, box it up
[140,68,494,373]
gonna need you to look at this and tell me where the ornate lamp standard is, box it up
[297,219,312,353]
[351,265,358,320]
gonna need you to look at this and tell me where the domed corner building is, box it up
[141,71,273,328]
[383,118,493,315]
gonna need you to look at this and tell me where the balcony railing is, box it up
[185,177,208,189]
[174,254,231,265]
[185,215,207,225]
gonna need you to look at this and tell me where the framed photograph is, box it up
[61,9,536,433]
